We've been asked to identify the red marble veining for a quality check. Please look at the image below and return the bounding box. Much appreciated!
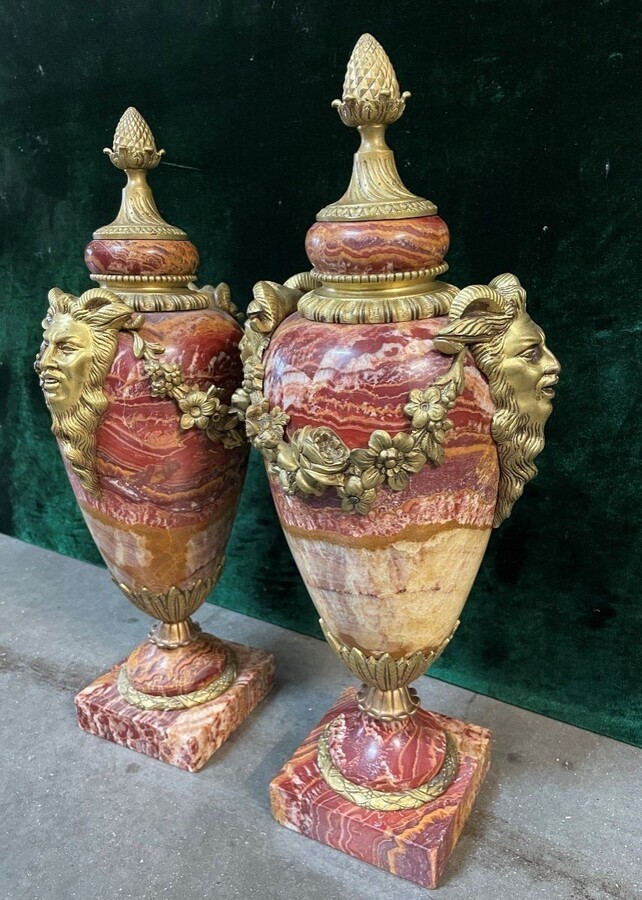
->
[85,239,199,275]
[126,635,228,696]
[305,217,450,275]
[328,706,448,792]
[263,313,498,655]
[263,313,498,540]
[64,307,248,594]
[75,641,275,772]
[270,688,492,890]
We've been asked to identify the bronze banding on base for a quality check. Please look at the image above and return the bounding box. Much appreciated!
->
[317,722,459,811]
[116,642,237,711]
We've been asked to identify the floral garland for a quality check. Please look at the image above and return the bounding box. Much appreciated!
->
[233,290,466,515]
[131,330,244,449]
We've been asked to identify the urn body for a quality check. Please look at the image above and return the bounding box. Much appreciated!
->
[61,307,247,608]
[263,313,499,656]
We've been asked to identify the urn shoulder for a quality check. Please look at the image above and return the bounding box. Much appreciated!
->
[263,311,499,531]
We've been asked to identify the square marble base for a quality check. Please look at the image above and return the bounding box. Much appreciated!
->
[75,641,274,772]
[269,687,491,890]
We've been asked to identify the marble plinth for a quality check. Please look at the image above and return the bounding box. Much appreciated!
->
[76,641,274,772]
[269,688,491,890]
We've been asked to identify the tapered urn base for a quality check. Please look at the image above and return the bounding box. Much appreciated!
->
[75,640,274,772]
[269,688,491,890]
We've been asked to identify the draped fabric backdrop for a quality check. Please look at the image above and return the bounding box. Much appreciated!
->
[1,0,640,744]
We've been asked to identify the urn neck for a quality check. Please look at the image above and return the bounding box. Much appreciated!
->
[316,123,436,222]
[93,167,187,241]
[149,618,201,649]
[297,270,457,325]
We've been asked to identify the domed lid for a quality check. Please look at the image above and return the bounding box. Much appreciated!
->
[84,109,227,314]
[316,33,437,222]
[93,107,187,240]
[298,36,455,325]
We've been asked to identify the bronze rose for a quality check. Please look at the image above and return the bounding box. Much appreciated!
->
[275,426,351,496]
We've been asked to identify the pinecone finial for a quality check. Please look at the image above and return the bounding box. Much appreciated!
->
[104,107,165,171]
[332,34,411,127]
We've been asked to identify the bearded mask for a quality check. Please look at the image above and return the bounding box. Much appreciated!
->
[434,273,560,526]
[35,288,138,496]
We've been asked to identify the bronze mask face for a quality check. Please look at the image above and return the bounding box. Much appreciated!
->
[36,287,138,496]
[39,313,94,416]
[433,274,560,525]
[499,312,560,428]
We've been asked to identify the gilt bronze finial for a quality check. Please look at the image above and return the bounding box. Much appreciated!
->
[94,107,186,240]
[104,106,165,171]
[332,32,409,127]
[317,34,436,221]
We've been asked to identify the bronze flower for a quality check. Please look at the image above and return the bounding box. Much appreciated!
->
[403,386,447,430]
[205,403,244,448]
[275,426,350,496]
[245,399,289,456]
[242,357,265,394]
[337,475,377,514]
[178,386,220,430]
[144,360,183,399]
[351,429,425,492]
[404,378,459,465]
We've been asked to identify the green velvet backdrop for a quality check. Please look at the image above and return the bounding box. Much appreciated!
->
[1,1,640,744]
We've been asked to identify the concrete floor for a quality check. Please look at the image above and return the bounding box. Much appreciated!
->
[0,533,640,900]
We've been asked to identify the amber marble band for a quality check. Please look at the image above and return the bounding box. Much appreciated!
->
[117,645,237,710]
[317,721,458,810]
